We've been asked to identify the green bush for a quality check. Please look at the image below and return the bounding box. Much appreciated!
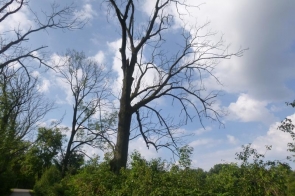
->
[33,166,63,196]
[63,161,120,196]
[31,148,294,196]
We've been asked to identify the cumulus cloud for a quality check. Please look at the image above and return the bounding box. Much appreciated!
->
[141,0,295,103]
[46,53,74,104]
[228,93,277,124]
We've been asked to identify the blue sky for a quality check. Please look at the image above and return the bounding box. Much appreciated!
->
[3,0,295,170]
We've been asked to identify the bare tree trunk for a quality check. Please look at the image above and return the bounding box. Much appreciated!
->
[111,68,134,172]
[111,110,132,172]
[61,131,74,177]
[61,106,77,177]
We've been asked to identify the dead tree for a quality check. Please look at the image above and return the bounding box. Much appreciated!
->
[106,0,244,173]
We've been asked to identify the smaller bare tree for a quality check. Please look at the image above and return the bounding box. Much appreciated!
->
[56,50,115,177]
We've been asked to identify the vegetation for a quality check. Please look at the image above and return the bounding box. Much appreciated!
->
[31,146,295,196]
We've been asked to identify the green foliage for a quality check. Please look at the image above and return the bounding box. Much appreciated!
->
[21,127,63,180]
[33,166,63,196]
[208,144,291,196]
[0,67,53,193]
[287,171,295,195]
[178,145,194,169]
[62,161,120,196]
[31,147,295,196]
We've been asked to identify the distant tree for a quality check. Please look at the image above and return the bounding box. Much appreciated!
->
[105,0,244,173]
[56,50,115,177]
[0,0,83,71]
[21,126,63,181]
[178,145,193,169]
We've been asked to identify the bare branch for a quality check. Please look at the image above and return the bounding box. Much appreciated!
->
[0,1,84,70]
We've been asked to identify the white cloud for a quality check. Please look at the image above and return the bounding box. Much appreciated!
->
[194,127,212,135]
[129,137,161,160]
[189,138,222,148]
[75,4,97,21]
[49,53,68,68]
[192,147,241,170]
[92,51,105,64]
[47,53,74,104]
[228,93,277,124]
[227,135,238,145]
[107,39,124,98]
[38,78,50,93]
[0,2,33,34]
[31,71,40,78]
[251,113,295,161]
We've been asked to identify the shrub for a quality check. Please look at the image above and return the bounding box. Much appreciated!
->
[33,166,63,196]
